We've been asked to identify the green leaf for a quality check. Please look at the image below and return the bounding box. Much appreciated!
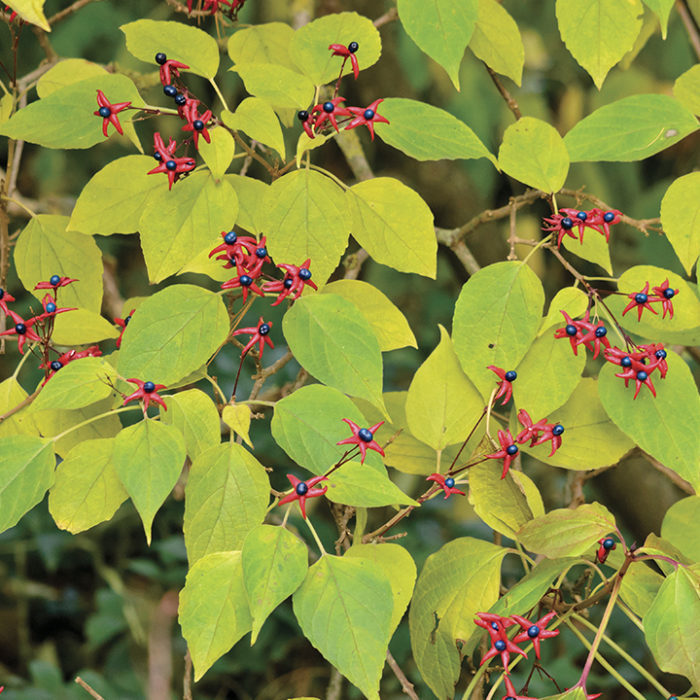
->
[619,560,664,617]
[0,94,13,127]
[271,384,386,475]
[51,309,119,346]
[242,524,308,643]
[564,95,699,162]
[374,97,496,165]
[117,284,230,386]
[48,438,127,534]
[221,98,285,160]
[322,280,417,351]
[121,20,219,79]
[644,568,700,690]
[289,11,382,85]
[184,443,270,564]
[33,357,117,412]
[468,461,533,538]
[198,127,235,180]
[5,0,49,30]
[542,691,587,700]
[517,503,616,558]
[674,64,700,116]
[561,222,613,274]
[660,173,700,276]
[68,156,163,236]
[498,117,569,192]
[405,325,484,450]
[642,0,675,37]
[162,389,221,460]
[37,59,107,98]
[113,420,186,544]
[518,378,634,470]
[540,287,589,333]
[453,261,545,399]
[284,294,387,414]
[599,351,700,490]
[662,497,700,563]
[397,0,478,89]
[179,551,252,681]
[346,177,436,278]
[0,74,143,149]
[556,0,643,89]
[326,462,418,507]
[139,172,239,283]
[262,169,349,286]
[227,22,294,66]
[227,174,270,234]
[293,555,393,700]
[295,130,330,167]
[469,0,524,85]
[231,63,314,110]
[409,537,506,699]
[14,215,103,311]
[0,378,39,438]
[0,435,55,534]
[513,330,585,418]
[221,404,253,448]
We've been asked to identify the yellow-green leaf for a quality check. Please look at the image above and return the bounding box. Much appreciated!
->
[660,173,700,276]
[0,378,38,438]
[198,127,235,180]
[231,63,314,111]
[6,0,48,30]
[51,309,119,346]
[222,404,253,448]
[227,174,270,234]
[674,64,700,116]
[642,0,675,37]
[469,0,524,86]
[221,98,285,160]
[561,222,613,273]
[346,177,436,278]
[163,389,221,460]
[556,0,644,89]
[661,496,700,563]
[540,287,589,333]
[498,117,569,193]
[325,462,418,507]
[37,59,107,98]
[227,22,294,66]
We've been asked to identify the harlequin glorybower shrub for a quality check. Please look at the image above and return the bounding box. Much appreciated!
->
[0,0,699,698]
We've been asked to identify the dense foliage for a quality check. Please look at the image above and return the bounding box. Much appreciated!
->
[0,1,699,699]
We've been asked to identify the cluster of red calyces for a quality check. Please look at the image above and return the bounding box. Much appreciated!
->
[296,43,389,142]
[543,207,621,248]
[622,279,679,321]
[554,309,610,359]
[604,343,668,399]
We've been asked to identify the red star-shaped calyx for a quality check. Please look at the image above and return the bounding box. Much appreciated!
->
[0,287,16,315]
[115,308,135,349]
[123,379,167,411]
[277,474,328,519]
[153,131,177,161]
[34,276,77,290]
[36,293,76,321]
[311,97,351,133]
[595,536,616,564]
[426,473,465,499]
[500,676,538,700]
[651,279,679,319]
[622,282,658,321]
[486,430,519,479]
[182,107,212,149]
[0,311,41,354]
[263,259,317,306]
[487,365,518,405]
[94,90,131,138]
[159,58,189,86]
[511,611,559,659]
[221,274,264,302]
[148,151,196,190]
[345,98,390,141]
[232,317,274,360]
[328,42,360,79]
[337,418,385,464]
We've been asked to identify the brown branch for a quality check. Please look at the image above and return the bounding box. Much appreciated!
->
[484,63,521,120]
[677,0,700,61]
[247,349,294,401]
[374,6,398,28]
[75,677,105,700]
[452,240,481,274]
[326,668,344,700]
[507,200,518,260]
[0,386,41,423]
[49,0,103,25]
[386,650,420,700]
[643,451,695,495]
[183,649,193,700]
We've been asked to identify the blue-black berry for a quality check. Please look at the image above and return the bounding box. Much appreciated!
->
[663,288,675,299]
[445,477,455,488]
[595,326,607,337]
[50,274,61,285]
[637,370,648,381]
[297,110,309,122]
[165,160,177,171]
[323,101,335,113]
[620,356,632,367]
[98,106,111,118]
[124,315,131,326]
[143,381,156,393]
[153,151,163,161]
[0,288,5,299]
[348,41,359,53]
[155,52,167,65]
[224,231,237,245]
[527,625,540,638]
[358,427,373,442]
[635,293,648,304]
[259,323,270,335]
[504,370,517,382]
[239,275,253,287]
[576,211,587,221]
[561,217,573,229]
[299,268,312,281]
[604,211,615,223]
[363,109,375,120]
[255,247,267,258]
[163,85,177,97]
[655,349,667,359]
[295,482,309,496]
[552,424,564,436]
[603,538,615,550]
[14,323,26,334]
[506,444,518,456]
[565,324,578,336]
[46,302,57,313]
[283,278,293,289]
[494,640,507,651]
[193,119,204,131]
[50,360,63,372]
[175,94,187,106]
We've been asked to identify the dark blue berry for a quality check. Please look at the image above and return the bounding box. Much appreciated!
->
[239,275,253,287]
[50,360,63,371]
[283,278,293,289]
[506,444,518,456]
[635,293,648,304]
[295,481,309,496]
[561,217,573,229]
[552,424,564,436]
[637,370,648,381]
[50,274,61,285]
[490,622,499,631]
[143,381,156,393]
[621,356,632,367]
[299,268,312,281]
[527,625,540,638]
[14,323,26,334]
[224,231,237,245]
[155,52,167,65]
[193,119,204,131]
[153,151,163,161]
[663,288,675,299]
[323,101,335,113]
[494,640,507,651]
[255,247,267,258]
[576,211,587,221]
[363,109,375,120]
[603,538,615,549]
[98,106,111,118]
[348,41,359,53]
[259,323,270,335]
[445,477,455,488]
[46,302,56,313]
[297,110,309,122]
[504,370,517,382]
[595,326,607,337]
[163,84,177,97]
[124,315,131,326]
[565,324,578,336]
[228,256,237,266]
[655,349,667,359]
[165,160,177,171]
[358,427,373,442]
[0,288,4,299]
[603,211,615,223]
[506,697,517,700]
[175,93,187,106]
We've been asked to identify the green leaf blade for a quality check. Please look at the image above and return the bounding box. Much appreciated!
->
[660,172,700,276]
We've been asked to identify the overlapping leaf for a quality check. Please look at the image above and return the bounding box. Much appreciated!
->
[162,389,221,460]
[660,173,700,276]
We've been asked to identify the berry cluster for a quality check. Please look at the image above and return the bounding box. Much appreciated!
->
[554,309,610,359]
[39,345,101,385]
[604,343,668,399]
[622,279,679,321]
[543,207,621,248]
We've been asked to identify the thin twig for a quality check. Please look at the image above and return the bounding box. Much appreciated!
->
[374,6,398,28]
[643,451,695,494]
[75,677,105,700]
[386,650,420,700]
[248,349,294,401]
[0,387,41,423]
[49,0,103,25]
[507,200,518,260]
[326,667,343,700]
[676,0,700,61]
[183,649,193,700]
[484,63,521,120]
